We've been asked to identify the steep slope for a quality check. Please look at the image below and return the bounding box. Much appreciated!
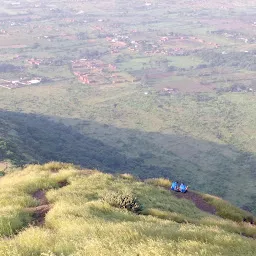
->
[0,109,255,214]
[0,110,137,170]
[0,163,255,256]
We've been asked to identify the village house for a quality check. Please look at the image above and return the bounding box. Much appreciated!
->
[0,77,42,89]
[27,58,42,67]
[163,87,179,94]
[72,59,130,86]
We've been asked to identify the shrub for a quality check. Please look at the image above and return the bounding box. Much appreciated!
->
[102,192,143,213]
[144,178,171,189]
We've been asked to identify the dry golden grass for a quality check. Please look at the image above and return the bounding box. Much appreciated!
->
[0,163,255,256]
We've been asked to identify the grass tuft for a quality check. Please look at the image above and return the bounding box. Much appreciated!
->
[144,178,171,189]
[119,173,137,181]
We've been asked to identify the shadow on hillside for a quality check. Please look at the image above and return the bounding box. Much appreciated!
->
[0,110,255,213]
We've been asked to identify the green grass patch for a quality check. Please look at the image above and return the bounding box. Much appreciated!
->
[201,194,255,224]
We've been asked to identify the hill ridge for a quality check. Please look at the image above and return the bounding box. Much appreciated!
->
[0,162,255,256]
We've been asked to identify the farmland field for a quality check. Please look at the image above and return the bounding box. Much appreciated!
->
[0,0,255,213]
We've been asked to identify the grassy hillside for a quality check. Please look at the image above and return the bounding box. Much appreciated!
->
[0,0,255,215]
[0,108,255,214]
[0,163,255,256]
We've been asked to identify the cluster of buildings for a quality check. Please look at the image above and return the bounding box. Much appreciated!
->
[26,58,58,67]
[162,87,179,94]
[104,30,220,57]
[72,59,130,85]
[211,30,255,44]
[0,77,41,89]
[158,35,219,49]
[27,58,42,67]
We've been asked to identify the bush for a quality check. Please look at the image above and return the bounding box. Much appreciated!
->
[102,192,143,213]
[144,178,171,189]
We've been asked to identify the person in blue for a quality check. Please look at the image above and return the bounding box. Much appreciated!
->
[179,183,188,193]
[171,181,179,191]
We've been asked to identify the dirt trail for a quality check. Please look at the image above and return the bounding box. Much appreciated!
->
[33,190,49,205]
[171,190,216,215]
[25,180,69,226]
[25,194,51,226]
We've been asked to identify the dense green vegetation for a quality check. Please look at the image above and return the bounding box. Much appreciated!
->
[0,138,21,165]
[0,110,134,170]
[0,163,255,256]
[198,50,256,71]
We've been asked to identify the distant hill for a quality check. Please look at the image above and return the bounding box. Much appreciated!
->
[0,162,255,256]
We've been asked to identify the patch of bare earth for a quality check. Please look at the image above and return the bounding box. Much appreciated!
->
[25,190,51,226]
[24,180,69,226]
[172,190,216,215]
[58,180,69,188]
